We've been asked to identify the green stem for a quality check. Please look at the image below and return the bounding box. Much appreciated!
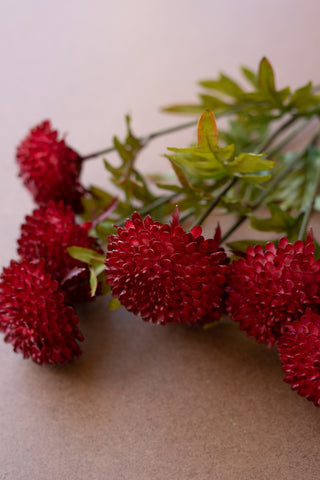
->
[297,154,320,241]
[267,119,309,157]
[191,115,303,228]
[138,192,179,217]
[82,120,198,160]
[81,104,272,161]
[192,178,237,227]
[221,128,320,243]
[258,115,298,153]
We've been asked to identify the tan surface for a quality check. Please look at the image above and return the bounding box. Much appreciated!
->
[1,1,320,479]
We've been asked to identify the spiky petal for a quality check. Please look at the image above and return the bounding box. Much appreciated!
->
[278,308,320,406]
[17,201,102,303]
[105,211,229,325]
[227,235,320,347]
[16,120,84,211]
[0,261,83,365]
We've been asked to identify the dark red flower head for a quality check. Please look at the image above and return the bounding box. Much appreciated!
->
[0,260,83,365]
[227,235,320,347]
[16,120,84,211]
[278,308,320,406]
[17,200,102,303]
[105,210,229,326]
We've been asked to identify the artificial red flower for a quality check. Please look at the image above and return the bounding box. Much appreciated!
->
[105,210,229,325]
[16,120,84,211]
[17,201,102,303]
[227,235,320,347]
[0,260,83,365]
[278,308,320,406]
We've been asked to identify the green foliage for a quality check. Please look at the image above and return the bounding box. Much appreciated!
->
[108,298,122,311]
[163,57,320,158]
[67,246,106,297]
[226,239,269,254]
[250,203,303,241]
[75,58,320,270]
[166,110,274,186]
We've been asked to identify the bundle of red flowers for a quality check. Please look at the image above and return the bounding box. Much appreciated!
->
[2,60,320,409]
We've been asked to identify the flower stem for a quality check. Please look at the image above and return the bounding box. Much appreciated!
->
[297,151,320,241]
[82,120,198,160]
[192,178,237,227]
[258,115,298,153]
[81,105,267,161]
[117,192,179,226]
[221,128,320,243]
[192,115,303,228]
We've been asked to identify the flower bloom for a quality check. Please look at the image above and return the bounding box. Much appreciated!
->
[0,261,83,365]
[16,120,84,211]
[105,210,229,325]
[17,201,102,303]
[278,308,320,406]
[227,235,320,347]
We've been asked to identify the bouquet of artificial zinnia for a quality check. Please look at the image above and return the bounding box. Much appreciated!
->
[1,57,320,407]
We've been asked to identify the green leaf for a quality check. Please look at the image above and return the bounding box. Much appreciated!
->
[227,239,268,254]
[108,298,122,311]
[162,104,206,115]
[199,74,244,98]
[67,246,106,266]
[197,110,218,149]
[89,266,98,297]
[289,82,320,112]
[258,57,276,93]
[219,198,251,215]
[198,94,231,111]
[250,203,297,232]
[240,173,272,184]
[227,153,275,174]
[241,66,258,88]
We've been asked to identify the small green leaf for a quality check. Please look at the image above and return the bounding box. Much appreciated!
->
[227,239,268,254]
[289,82,320,112]
[108,298,122,311]
[227,153,275,174]
[162,104,205,115]
[219,198,251,215]
[240,173,272,184]
[67,246,106,266]
[241,66,258,88]
[198,94,231,111]
[89,267,98,297]
[250,203,297,232]
[199,74,244,98]
[197,110,218,149]
[258,57,276,93]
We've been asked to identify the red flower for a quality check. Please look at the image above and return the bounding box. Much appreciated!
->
[227,235,320,347]
[16,120,84,211]
[0,261,83,365]
[105,210,229,325]
[278,308,320,406]
[17,201,102,303]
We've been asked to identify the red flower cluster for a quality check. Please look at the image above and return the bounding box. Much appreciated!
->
[227,236,320,347]
[18,201,101,303]
[105,210,229,326]
[0,261,83,365]
[16,120,84,211]
[278,308,320,406]
[0,198,103,364]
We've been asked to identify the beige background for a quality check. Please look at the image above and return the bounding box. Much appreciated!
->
[1,1,320,479]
